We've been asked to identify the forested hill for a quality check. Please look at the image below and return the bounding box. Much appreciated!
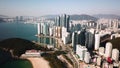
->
[0,38,35,57]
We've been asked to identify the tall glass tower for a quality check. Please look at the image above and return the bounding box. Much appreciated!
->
[85,31,94,51]
[72,32,78,52]
[78,29,86,46]
[66,15,70,32]
[56,14,70,32]
[55,16,60,26]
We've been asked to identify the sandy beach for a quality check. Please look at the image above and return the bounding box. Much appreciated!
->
[27,58,51,68]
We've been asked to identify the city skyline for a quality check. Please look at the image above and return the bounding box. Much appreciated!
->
[0,0,120,17]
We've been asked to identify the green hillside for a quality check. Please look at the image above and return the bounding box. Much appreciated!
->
[0,38,35,57]
[109,37,120,51]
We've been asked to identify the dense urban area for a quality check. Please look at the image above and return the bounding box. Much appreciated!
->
[0,14,120,68]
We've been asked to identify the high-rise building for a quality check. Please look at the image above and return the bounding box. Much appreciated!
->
[112,48,119,62]
[20,16,23,21]
[78,29,86,46]
[61,14,66,27]
[62,27,70,44]
[72,32,78,52]
[37,23,41,35]
[105,42,112,57]
[94,34,100,50]
[109,19,119,29]
[97,56,102,66]
[84,51,91,63]
[99,47,105,56]
[37,23,49,36]
[43,23,49,36]
[57,27,62,38]
[76,45,87,61]
[66,15,70,32]
[85,31,95,51]
[54,26,62,38]
[55,16,60,26]
[40,23,44,34]
[49,27,53,36]
[16,16,19,22]
[56,14,70,32]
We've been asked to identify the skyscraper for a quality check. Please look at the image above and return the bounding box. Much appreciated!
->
[94,34,100,50]
[20,16,23,21]
[55,16,60,26]
[56,14,70,32]
[37,23,49,36]
[85,31,94,51]
[61,14,66,27]
[43,23,49,36]
[66,15,70,32]
[105,42,112,57]
[78,29,86,46]
[72,32,78,52]
[37,23,41,35]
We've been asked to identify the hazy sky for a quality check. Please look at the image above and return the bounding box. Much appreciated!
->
[0,0,120,17]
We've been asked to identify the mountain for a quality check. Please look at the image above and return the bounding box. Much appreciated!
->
[0,15,9,18]
[41,14,98,21]
[109,37,120,51]
[93,14,120,19]
[41,15,58,20]
[0,18,5,22]
[70,14,98,21]
[0,15,11,22]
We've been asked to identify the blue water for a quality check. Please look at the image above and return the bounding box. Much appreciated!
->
[0,22,37,41]
[0,22,55,45]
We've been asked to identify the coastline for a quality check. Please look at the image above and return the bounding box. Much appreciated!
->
[27,57,50,68]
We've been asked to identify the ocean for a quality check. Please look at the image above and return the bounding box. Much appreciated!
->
[0,22,54,45]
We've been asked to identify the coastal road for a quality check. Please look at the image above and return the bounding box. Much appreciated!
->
[35,35,80,68]
[57,38,79,68]
[66,45,79,68]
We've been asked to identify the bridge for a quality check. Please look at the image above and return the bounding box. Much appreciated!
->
[101,37,111,43]
[35,34,55,38]
[32,40,56,47]
[100,34,111,43]
[33,35,59,46]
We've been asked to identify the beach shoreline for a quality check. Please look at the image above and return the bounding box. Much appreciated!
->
[27,57,50,68]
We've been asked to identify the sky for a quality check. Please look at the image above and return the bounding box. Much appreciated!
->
[0,0,120,17]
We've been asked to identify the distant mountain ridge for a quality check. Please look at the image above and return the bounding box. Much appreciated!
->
[70,14,98,21]
[42,14,120,20]
[41,15,58,18]
[0,15,10,18]
[93,14,120,19]
[41,14,98,21]
[1,14,120,20]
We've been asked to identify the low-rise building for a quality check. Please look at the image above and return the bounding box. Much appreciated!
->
[21,50,41,57]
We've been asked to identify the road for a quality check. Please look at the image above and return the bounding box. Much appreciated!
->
[66,45,80,68]
[35,35,80,68]
[57,38,79,68]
